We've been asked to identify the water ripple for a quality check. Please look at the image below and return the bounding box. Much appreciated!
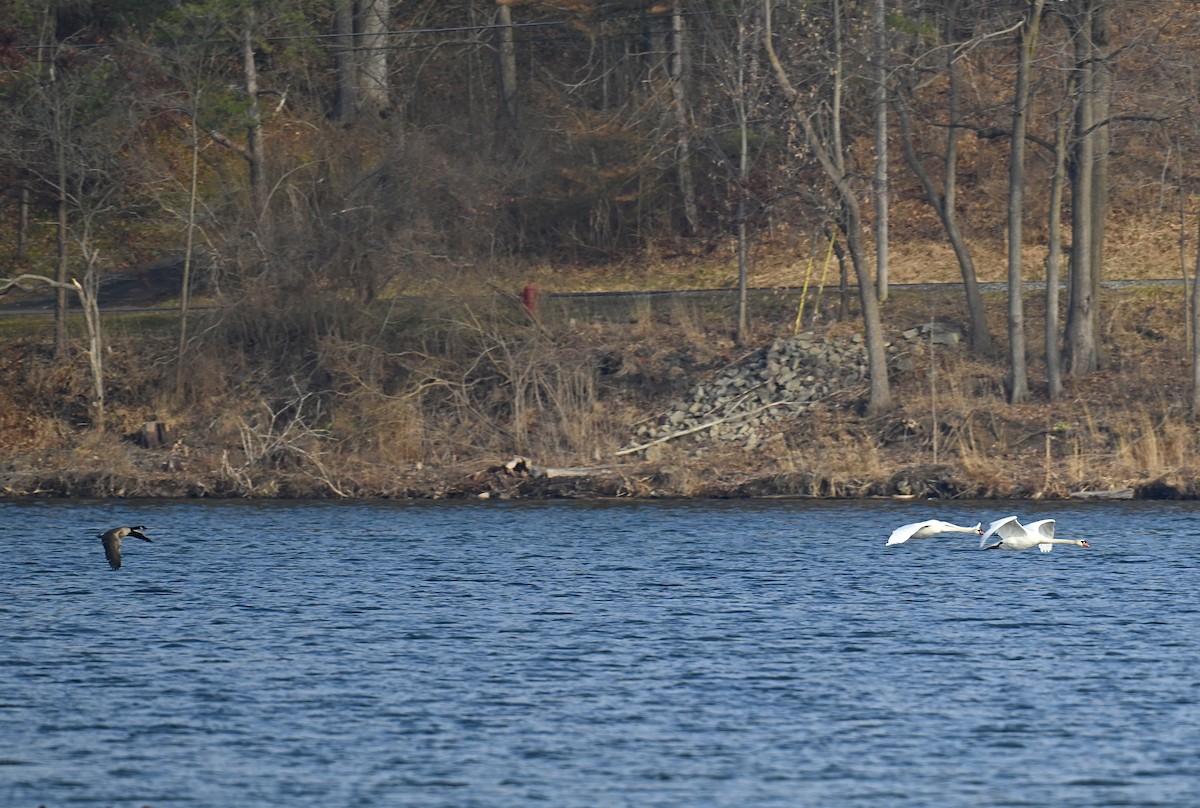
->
[3,498,1200,806]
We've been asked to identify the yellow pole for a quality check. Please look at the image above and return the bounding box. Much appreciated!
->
[792,249,817,336]
[810,234,836,328]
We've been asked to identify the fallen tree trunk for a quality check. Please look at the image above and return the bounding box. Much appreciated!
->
[615,401,789,457]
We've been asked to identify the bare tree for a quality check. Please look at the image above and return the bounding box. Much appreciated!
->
[1005,0,1046,403]
[728,3,765,345]
[1,273,105,429]
[1087,0,1112,368]
[1045,92,1069,401]
[669,0,700,236]
[0,9,130,359]
[196,5,270,229]
[496,1,519,136]
[1063,0,1108,376]
[873,0,889,303]
[1193,207,1200,416]
[172,1,312,249]
[241,10,268,227]
[39,12,74,356]
[333,0,358,124]
[144,10,227,394]
[764,0,892,415]
[892,0,993,355]
[358,0,391,116]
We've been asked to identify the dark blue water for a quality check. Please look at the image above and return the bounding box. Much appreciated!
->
[3,498,1199,807]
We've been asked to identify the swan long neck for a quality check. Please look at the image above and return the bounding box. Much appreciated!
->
[1046,538,1084,546]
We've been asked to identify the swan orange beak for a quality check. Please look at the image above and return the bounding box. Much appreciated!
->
[1080,540,1091,548]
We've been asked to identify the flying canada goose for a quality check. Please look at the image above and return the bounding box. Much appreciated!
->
[99,526,152,570]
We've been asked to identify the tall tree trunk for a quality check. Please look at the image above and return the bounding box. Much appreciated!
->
[333,0,357,124]
[831,176,892,416]
[1045,95,1069,401]
[764,0,891,415]
[496,3,518,132]
[17,184,29,260]
[873,0,889,303]
[736,196,749,345]
[241,15,268,229]
[670,0,698,236]
[44,11,69,358]
[1065,0,1099,375]
[1089,0,1111,367]
[465,0,481,134]
[834,233,850,322]
[829,0,845,170]
[358,0,390,115]
[55,165,69,357]
[733,4,753,345]
[176,111,201,397]
[1192,207,1200,415]
[1006,0,1044,403]
[77,261,104,432]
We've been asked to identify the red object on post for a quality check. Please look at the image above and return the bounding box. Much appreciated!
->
[521,282,539,317]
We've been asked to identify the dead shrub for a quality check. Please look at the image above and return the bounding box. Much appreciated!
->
[408,310,614,463]
[327,388,426,463]
[1111,410,1197,480]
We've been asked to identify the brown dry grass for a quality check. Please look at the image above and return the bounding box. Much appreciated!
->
[2,276,1200,500]
[512,217,1191,295]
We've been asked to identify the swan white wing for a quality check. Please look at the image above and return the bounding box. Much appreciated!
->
[991,516,1028,538]
[980,515,1021,549]
[1024,519,1056,552]
[886,520,935,546]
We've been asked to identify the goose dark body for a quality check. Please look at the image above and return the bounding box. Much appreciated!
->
[99,526,152,570]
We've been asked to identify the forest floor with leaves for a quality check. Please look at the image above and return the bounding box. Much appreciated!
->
[1,236,1199,501]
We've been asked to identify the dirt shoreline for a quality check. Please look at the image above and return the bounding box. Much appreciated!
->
[0,452,1189,502]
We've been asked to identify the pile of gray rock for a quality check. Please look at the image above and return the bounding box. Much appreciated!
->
[627,323,961,454]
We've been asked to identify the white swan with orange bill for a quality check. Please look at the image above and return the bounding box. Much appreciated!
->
[980,516,1091,553]
[886,519,984,546]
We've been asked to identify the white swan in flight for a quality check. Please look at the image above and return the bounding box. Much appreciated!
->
[980,516,1090,553]
[886,519,984,546]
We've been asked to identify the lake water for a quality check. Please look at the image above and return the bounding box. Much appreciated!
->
[3,498,1199,807]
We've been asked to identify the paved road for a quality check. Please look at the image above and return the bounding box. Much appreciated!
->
[0,275,1185,319]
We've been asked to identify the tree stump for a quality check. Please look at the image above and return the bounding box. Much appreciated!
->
[137,420,176,449]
